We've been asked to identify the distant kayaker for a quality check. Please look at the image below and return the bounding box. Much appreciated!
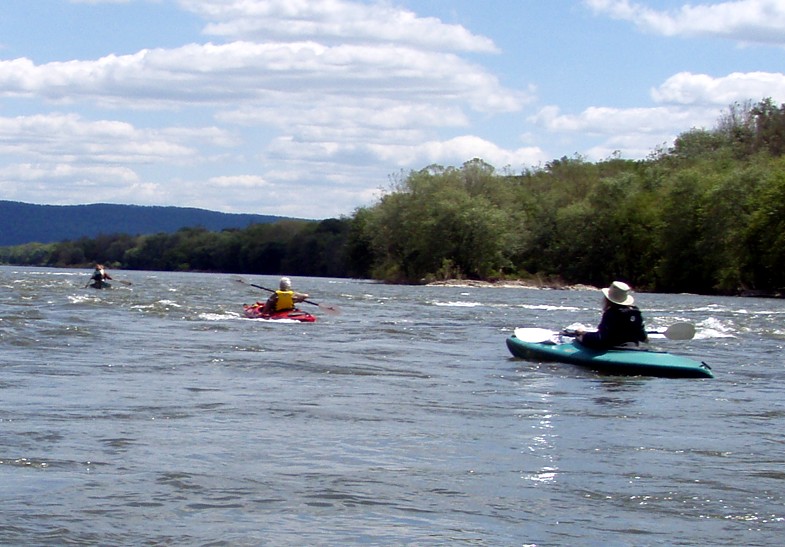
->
[262,277,309,314]
[87,263,112,289]
[574,281,647,348]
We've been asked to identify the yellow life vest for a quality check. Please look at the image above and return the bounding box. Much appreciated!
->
[275,290,295,311]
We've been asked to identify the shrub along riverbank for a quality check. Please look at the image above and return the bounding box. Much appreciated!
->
[2,99,784,297]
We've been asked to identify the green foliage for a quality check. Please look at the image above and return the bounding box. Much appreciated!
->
[744,156,785,290]
[0,242,57,265]
[357,160,521,283]
[3,99,785,296]
[654,168,713,292]
[751,98,785,157]
[0,219,354,279]
[345,98,785,294]
[344,207,376,278]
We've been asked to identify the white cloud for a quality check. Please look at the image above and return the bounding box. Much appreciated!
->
[217,96,469,157]
[0,113,221,163]
[532,104,714,135]
[366,135,547,168]
[652,71,785,105]
[0,41,523,113]
[0,162,139,183]
[6,1,777,218]
[177,0,499,53]
[220,99,468,131]
[208,174,271,188]
[0,1,535,216]
[531,69,785,160]
[584,0,785,44]
[0,162,152,205]
[530,103,719,160]
[0,112,244,208]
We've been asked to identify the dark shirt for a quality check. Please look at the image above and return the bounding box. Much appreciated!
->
[580,305,647,349]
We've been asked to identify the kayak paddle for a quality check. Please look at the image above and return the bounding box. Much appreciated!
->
[561,322,696,341]
[649,322,696,340]
[235,278,341,315]
[514,322,696,344]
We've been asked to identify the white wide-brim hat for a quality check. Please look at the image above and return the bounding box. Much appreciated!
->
[602,281,634,306]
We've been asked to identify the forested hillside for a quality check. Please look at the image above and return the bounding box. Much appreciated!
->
[347,98,785,295]
[3,99,784,296]
[0,201,289,245]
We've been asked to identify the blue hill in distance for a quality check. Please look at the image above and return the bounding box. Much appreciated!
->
[0,200,301,246]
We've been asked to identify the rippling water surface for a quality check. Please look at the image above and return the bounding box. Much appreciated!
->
[1,266,784,545]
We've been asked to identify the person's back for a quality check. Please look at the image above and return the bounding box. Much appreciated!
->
[273,289,295,311]
[90,265,106,288]
[263,277,308,314]
[581,303,646,349]
[576,281,647,349]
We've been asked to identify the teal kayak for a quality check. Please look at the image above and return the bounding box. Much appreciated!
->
[506,328,713,379]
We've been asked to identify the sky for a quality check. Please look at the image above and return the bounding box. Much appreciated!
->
[0,0,783,219]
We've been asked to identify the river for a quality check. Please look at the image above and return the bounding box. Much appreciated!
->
[1,266,783,546]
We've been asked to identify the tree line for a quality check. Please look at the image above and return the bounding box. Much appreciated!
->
[2,98,784,296]
[0,219,355,279]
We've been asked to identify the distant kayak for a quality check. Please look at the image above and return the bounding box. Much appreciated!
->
[87,282,111,289]
[243,303,316,322]
[507,327,713,379]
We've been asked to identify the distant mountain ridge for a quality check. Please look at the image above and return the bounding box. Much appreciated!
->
[0,201,295,246]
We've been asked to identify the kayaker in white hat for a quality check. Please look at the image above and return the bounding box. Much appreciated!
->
[261,277,309,315]
[574,281,648,348]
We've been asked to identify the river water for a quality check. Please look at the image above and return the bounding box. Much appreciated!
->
[1,266,783,546]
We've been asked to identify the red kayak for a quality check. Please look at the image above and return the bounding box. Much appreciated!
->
[243,303,316,322]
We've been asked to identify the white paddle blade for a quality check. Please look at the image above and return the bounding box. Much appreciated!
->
[514,327,558,344]
[662,322,696,340]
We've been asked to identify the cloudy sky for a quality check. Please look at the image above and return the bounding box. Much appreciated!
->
[1,0,783,219]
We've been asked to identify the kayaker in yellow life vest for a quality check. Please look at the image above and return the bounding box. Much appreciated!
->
[262,277,309,314]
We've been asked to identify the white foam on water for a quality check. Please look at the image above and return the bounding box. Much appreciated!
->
[520,304,581,311]
[67,294,96,304]
[432,301,482,307]
[198,312,236,321]
[696,317,737,339]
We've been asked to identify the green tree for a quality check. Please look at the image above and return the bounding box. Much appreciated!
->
[751,98,785,157]
[744,157,785,289]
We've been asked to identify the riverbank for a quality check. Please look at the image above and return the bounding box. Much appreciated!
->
[427,279,784,298]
